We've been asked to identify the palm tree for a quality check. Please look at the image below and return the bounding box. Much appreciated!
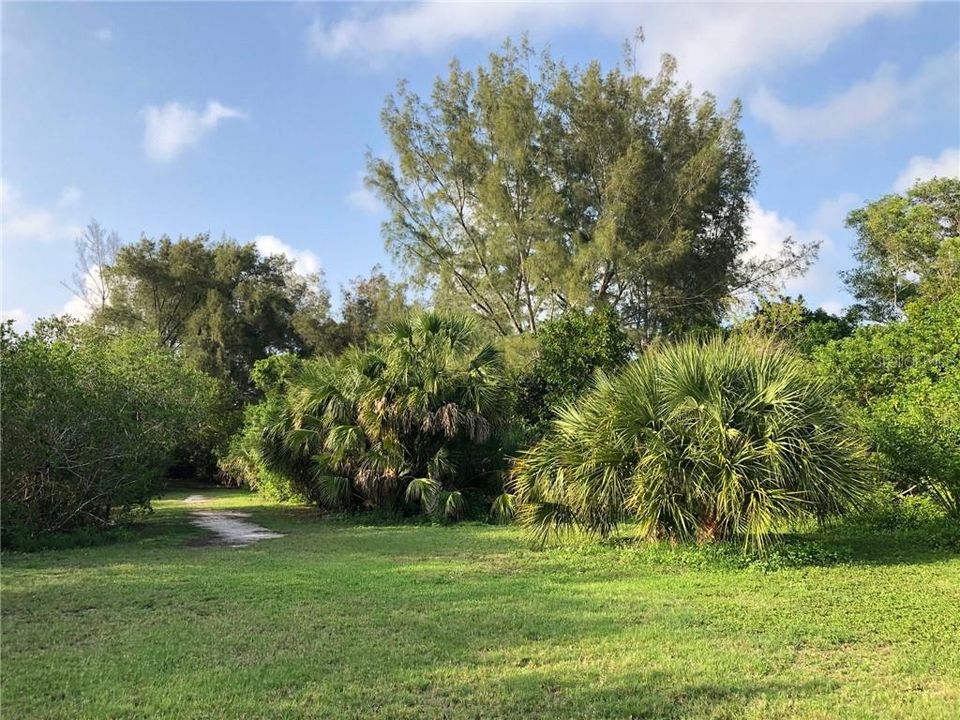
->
[284,311,508,514]
[512,336,869,548]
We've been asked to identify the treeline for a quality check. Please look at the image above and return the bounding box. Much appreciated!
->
[1,234,413,547]
[2,39,957,549]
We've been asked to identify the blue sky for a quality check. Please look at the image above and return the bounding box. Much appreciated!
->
[3,1,959,327]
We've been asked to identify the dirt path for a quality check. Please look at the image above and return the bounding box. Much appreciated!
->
[184,495,285,547]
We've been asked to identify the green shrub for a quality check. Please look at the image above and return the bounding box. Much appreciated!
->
[829,482,960,552]
[814,292,960,516]
[514,306,632,428]
[220,397,311,503]
[512,336,869,548]
[223,312,511,517]
[1,321,223,545]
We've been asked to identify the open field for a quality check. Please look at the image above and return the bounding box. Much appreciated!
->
[3,488,959,719]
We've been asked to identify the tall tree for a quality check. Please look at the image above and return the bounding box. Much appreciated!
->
[336,266,410,349]
[96,234,331,396]
[63,219,121,317]
[368,38,812,340]
[292,266,411,356]
[737,295,855,355]
[842,177,960,322]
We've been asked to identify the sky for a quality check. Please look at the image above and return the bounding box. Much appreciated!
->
[2,1,959,328]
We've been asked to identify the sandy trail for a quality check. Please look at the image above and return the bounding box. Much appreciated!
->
[184,495,285,547]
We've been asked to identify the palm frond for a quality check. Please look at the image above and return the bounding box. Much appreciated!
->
[405,477,440,512]
[489,492,517,524]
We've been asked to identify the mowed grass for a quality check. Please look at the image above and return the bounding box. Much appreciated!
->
[3,489,959,719]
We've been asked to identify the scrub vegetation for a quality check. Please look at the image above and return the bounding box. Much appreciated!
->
[2,37,958,720]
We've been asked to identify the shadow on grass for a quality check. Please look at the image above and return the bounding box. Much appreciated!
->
[588,517,960,571]
[452,669,833,720]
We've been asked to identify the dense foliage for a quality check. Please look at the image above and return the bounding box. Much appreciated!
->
[736,295,854,355]
[90,234,332,397]
[514,306,632,427]
[7,44,955,557]
[369,39,813,338]
[1,321,224,544]
[842,177,960,321]
[512,336,869,547]
[815,292,960,515]
[224,312,511,517]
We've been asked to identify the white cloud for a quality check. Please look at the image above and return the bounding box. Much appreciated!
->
[0,178,83,243]
[95,27,113,42]
[61,263,110,321]
[745,199,830,264]
[253,234,322,276]
[62,293,94,321]
[141,100,246,163]
[810,192,860,233]
[751,49,958,144]
[893,147,960,191]
[744,199,844,308]
[345,174,381,214]
[1,307,28,328]
[307,3,908,92]
[309,4,577,62]
[57,186,82,208]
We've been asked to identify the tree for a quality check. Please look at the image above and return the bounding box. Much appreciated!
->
[737,295,855,355]
[512,336,869,548]
[63,219,121,317]
[306,266,411,354]
[815,292,960,514]
[225,312,510,515]
[1,321,223,543]
[842,177,960,322]
[95,234,332,397]
[515,305,633,427]
[338,266,410,345]
[367,38,813,339]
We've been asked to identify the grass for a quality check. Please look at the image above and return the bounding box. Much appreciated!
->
[2,488,959,719]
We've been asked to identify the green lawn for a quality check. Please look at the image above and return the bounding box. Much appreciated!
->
[3,489,959,719]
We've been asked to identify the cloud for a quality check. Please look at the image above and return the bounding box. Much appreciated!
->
[94,27,113,42]
[893,147,960,191]
[57,186,82,208]
[744,199,831,264]
[253,234,322,276]
[744,198,845,309]
[1,178,83,243]
[61,263,111,321]
[810,192,861,233]
[141,100,246,163]
[345,174,381,214]
[1,307,28,328]
[309,4,577,62]
[751,49,958,144]
[62,288,95,321]
[307,3,907,92]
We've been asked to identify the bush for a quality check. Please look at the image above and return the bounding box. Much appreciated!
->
[814,292,960,516]
[223,312,512,517]
[1,321,223,545]
[512,335,870,548]
[829,482,960,552]
[514,306,632,428]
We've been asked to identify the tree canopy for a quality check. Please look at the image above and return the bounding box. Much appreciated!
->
[90,234,332,397]
[842,177,960,322]
[736,295,854,355]
[368,38,813,339]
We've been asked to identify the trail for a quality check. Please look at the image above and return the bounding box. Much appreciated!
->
[183,495,285,547]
